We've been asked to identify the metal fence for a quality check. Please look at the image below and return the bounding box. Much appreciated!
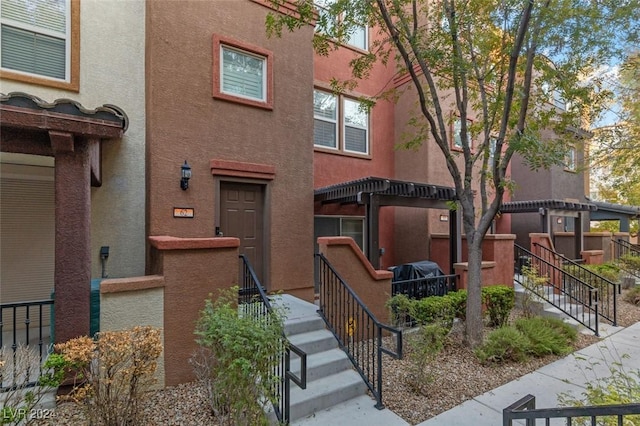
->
[504,394,640,425]
[532,243,619,326]
[315,253,402,409]
[1,299,54,391]
[515,244,599,335]
[239,255,306,423]
[391,274,457,300]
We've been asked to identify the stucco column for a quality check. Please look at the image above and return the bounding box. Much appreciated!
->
[52,132,91,343]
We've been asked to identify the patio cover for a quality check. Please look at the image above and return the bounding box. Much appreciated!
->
[500,199,597,255]
[588,200,640,233]
[314,176,459,271]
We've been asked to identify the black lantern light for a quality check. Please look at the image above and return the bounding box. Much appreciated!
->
[180,160,191,190]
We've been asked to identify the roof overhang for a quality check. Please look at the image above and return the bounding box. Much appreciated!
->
[500,199,597,217]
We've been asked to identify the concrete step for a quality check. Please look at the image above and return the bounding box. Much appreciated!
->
[289,369,368,421]
[288,329,339,355]
[290,347,352,382]
[285,315,326,336]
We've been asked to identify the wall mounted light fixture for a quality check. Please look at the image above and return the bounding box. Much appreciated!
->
[439,214,449,222]
[180,160,192,190]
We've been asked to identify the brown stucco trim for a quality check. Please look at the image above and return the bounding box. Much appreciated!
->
[0,0,80,92]
[317,236,393,280]
[212,34,274,110]
[210,159,275,180]
[100,275,165,294]
[0,105,123,138]
[149,235,240,251]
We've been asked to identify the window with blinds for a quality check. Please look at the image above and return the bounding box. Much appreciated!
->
[220,45,266,102]
[314,89,369,155]
[1,0,70,82]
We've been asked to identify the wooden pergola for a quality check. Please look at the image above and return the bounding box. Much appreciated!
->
[314,176,459,272]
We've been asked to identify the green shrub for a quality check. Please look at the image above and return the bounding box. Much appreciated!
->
[559,358,640,425]
[474,326,530,363]
[445,290,467,321]
[520,266,548,317]
[515,317,575,357]
[585,262,621,283]
[619,254,640,275]
[624,286,640,305]
[411,296,455,327]
[482,285,515,327]
[386,293,413,327]
[192,287,286,426]
[406,323,450,394]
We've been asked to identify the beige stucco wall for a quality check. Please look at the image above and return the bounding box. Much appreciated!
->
[100,276,165,388]
[0,0,146,280]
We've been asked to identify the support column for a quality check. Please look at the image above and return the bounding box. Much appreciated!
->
[366,194,380,269]
[575,212,584,259]
[449,208,458,275]
[52,132,92,343]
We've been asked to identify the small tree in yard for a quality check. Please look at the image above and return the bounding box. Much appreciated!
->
[266,0,639,347]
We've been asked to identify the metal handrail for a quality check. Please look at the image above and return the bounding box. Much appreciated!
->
[504,394,640,425]
[1,299,54,391]
[612,238,640,279]
[515,244,599,335]
[315,253,403,409]
[239,255,307,423]
[533,243,619,326]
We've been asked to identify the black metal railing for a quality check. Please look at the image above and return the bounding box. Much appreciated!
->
[514,244,599,335]
[1,299,54,391]
[504,394,640,425]
[532,243,619,326]
[315,253,403,409]
[239,255,307,424]
[391,274,457,300]
[612,238,640,279]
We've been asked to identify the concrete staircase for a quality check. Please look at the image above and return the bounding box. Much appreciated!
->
[513,280,597,332]
[272,295,369,422]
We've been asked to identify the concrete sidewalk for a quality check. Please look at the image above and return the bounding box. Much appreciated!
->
[417,321,640,426]
[294,322,640,425]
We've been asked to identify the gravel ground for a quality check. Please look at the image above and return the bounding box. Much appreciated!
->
[33,289,640,426]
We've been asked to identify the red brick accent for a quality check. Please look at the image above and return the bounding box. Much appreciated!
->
[454,261,497,290]
[317,237,393,280]
[581,250,604,265]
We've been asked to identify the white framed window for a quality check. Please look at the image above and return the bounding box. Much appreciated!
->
[313,90,338,149]
[213,35,273,110]
[0,0,78,90]
[488,136,498,167]
[565,146,576,172]
[220,45,266,102]
[343,98,368,154]
[314,89,369,155]
[452,117,473,149]
[314,0,368,51]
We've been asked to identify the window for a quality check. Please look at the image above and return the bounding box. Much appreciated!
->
[0,0,79,91]
[314,0,368,51]
[564,146,576,172]
[314,216,365,252]
[314,89,369,155]
[488,136,498,167]
[452,117,473,149]
[212,35,273,110]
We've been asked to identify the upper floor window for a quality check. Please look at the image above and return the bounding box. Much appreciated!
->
[564,146,577,172]
[452,117,473,149]
[314,0,368,51]
[314,89,369,155]
[0,0,79,91]
[213,35,273,110]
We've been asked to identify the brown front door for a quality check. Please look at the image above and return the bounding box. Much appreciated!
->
[219,182,266,283]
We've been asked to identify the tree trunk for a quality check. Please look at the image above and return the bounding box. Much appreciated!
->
[464,234,484,348]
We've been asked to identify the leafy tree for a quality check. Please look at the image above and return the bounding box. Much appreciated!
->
[266,0,640,347]
[590,52,640,232]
